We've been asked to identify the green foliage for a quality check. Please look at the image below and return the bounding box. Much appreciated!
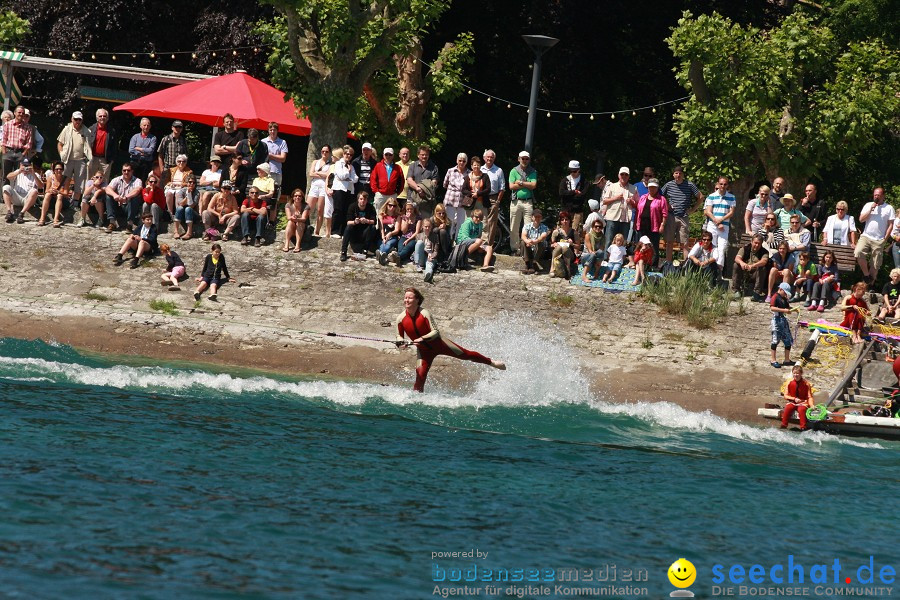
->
[149,299,178,316]
[640,270,731,329]
[0,10,29,43]
[667,10,900,188]
[83,291,109,302]
[548,291,574,308]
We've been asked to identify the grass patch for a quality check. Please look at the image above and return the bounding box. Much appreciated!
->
[149,299,178,316]
[639,270,731,329]
[34,248,48,258]
[662,332,685,342]
[83,291,109,302]
[548,291,574,308]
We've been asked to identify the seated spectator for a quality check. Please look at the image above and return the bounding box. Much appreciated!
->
[758,213,786,256]
[521,209,549,275]
[840,281,868,344]
[201,180,240,242]
[876,268,900,324]
[81,170,107,227]
[393,202,422,266]
[113,212,158,268]
[630,236,654,286]
[766,241,795,302]
[340,191,377,261]
[251,163,276,218]
[197,156,223,212]
[431,203,454,257]
[282,188,310,253]
[104,162,143,232]
[582,198,603,235]
[194,243,235,302]
[164,154,192,215]
[822,200,856,246]
[745,185,776,234]
[785,215,811,264]
[793,252,818,302]
[376,198,402,264]
[602,233,627,283]
[550,211,576,279]
[240,186,268,247]
[414,218,441,283]
[38,161,68,227]
[3,158,42,224]
[455,208,493,272]
[686,231,721,283]
[807,249,839,312]
[780,365,814,430]
[140,175,166,228]
[732,234,769,301]
[159,243,186,291]
[174,176,199,240]
[581,218,605,282]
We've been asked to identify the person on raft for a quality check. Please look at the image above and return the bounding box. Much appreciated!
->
[781,364,814,431]
[395,287,505,392]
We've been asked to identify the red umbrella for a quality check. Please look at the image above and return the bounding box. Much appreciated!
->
[113,72,311,136]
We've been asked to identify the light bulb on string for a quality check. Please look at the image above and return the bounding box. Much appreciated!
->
[71,52,76,59]
[467,89,472,95]
[48,51,52,56]
[111,55,116,61]
[652,107,657,113]
[150,52,155,58]
[212,52,217,57]
[91,54,96,60]
[546,112,551,118]
[486,97,491,102]
[632,111,637,116]
[192,53,197,59]
[507,103,511,109]
[611,113,615,119]
[131,54,137,58]
[232,50,238,56]
[590,114,595,120]
[171,54,176,59]
[568,114,573,120]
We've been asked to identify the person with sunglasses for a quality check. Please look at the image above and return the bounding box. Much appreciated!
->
[81,170,107,228]
[581,217,605,282]
[39,161,69,227]
[370,147,404,213]
[104,163,143,232]
[758,212,786,256]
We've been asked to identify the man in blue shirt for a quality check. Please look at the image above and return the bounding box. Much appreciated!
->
[703,176,736,268]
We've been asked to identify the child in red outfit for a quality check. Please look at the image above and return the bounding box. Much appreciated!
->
[840,282,869,343]
[781,365,814,430]
[630,237,654,286]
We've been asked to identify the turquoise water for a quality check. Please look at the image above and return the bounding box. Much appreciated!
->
[0,326,896,599]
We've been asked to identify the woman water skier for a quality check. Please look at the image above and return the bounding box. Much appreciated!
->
[395,287,505,392]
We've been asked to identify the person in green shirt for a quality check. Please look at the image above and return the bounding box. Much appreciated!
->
[456,208,495,272]
[508,151,537,254]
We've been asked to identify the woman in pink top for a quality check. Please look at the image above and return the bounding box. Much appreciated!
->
[633,178,668,266]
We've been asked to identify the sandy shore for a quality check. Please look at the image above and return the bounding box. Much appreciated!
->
[0,218,853,424]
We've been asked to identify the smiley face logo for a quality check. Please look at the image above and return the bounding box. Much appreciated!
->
[668,558,696,588]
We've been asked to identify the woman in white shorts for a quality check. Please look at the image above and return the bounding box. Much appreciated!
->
[308,144,332,236]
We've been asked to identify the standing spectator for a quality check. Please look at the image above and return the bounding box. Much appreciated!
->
[57,111,92,212]
[329,146,358,238]
[128,118,157,183]
[632,167,655,242]
[396,147,412,208]
[308,144,333,237]
[156,120,188,175]
[509,151,537,255]
[240,186,268,247]
[2,106,32,179]
[745,185,776,234]
[0,109,13,150]
[856,187,894,285]
[263,122,287,224]
[370,147,404,213]
[769,176,787,210]
[463,156,490,217]
[774,194,807,231]
[660,165,703,262]
[520,209,549,274]
[213,113,244,163]
[822,200,856,246]
[769,282,796,369]
[633,178,668,266]
[480,149,505,246]
[23,109,43,164]
[406,145,439,208]
[340,191,377,261]
[442,152,468,240]
[141,175,167,228]
[88,108,116,182]
[234,128,268,200]
[2,157,41,223]
[799,183,826,241]
[353,142,377,197]
[103,162,143,231]
[703,176,736,269]
[732,234,770,301]
[602,167,637,255]
[559,160,587,234]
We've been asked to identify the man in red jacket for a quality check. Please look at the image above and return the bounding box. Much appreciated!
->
[370,147,405,213]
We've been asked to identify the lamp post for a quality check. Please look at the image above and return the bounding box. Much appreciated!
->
[522,34,558,154]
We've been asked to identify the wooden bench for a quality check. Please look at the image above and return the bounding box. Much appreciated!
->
[739,233,857,274]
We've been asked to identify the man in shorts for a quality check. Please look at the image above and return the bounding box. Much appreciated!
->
[56,111,92,210]
[3,157,42,223]
[660,165,703,262]
[855,186,893,285]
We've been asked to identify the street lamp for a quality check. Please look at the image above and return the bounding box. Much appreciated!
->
[522,34,558,154]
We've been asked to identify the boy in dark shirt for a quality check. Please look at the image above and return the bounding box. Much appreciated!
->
[770,281,798,368]
[340,191,378,261]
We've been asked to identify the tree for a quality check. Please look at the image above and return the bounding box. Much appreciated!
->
[257,0,458,170]
[667,10,900,237]
[0,10,28,45]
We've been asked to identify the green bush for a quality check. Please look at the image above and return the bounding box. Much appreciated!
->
[640,270,732,329]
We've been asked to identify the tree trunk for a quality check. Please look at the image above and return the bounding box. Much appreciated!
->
[394,46,427,140]
[305,112,350,195]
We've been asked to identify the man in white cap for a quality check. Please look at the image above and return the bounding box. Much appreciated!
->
[370,147,404,212]
[353,142,377,197]
[3,157,42,224]
[559,159,587,235]
[57,110,92,211]
[602,166,637,252]
[508,150,537,254]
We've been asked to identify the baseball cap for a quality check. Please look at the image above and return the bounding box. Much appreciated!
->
[518,151,530,158]
[639,236,651,245]
[362,142,373,150]
[221,180,233,188]
[778,282,792,295]
[20,158,30,167]
[568,160,580,170]
[618,166,630,175]
[172,120,183,127]
[647,178,660,188]
[72,111,83,120]
[588,199,600,211]
[383,147,394,155]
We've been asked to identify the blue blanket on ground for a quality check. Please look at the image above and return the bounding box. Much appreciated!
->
[568,265,660,293]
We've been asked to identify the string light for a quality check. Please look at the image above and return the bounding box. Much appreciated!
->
[171,54,176,60]
[111,55,116,61]
[150,52,155,58]
[568,114,573,119]
[486,97,491,102]
[91,54,96,60]
[192,52,197,58]
[632,111,637,116]
[611,113,615,119]
[590,114,595,120]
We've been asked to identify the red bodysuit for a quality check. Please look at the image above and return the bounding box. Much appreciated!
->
[396,308,493,392]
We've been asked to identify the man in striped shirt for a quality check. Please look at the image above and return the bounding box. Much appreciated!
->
[660,165,703,262]
[703,176,736,268]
